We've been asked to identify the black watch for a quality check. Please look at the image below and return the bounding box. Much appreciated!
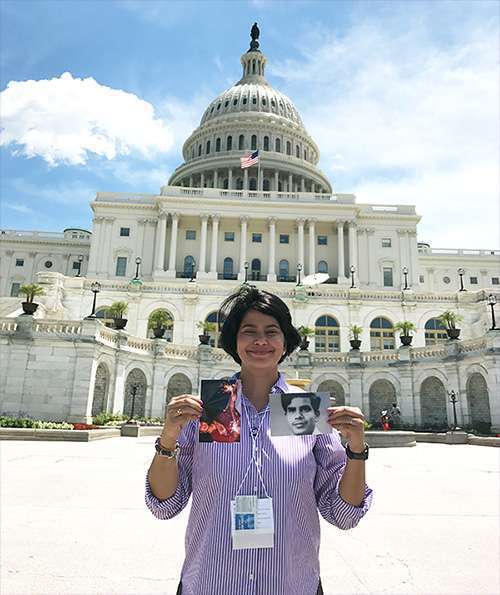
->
[345,442,369,460]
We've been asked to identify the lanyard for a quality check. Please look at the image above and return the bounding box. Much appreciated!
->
[234,386,270,499]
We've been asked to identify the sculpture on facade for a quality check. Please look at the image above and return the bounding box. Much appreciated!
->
[249,22,260,51]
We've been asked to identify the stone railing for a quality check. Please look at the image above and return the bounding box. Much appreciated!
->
[33,320,82,335]
[95,326,120,347]
[313,352,350,364]
[410,344,448,360]
[458,338,487,354]
[0,319,18,332]
[362,350,400,362]
[126,336,154,352]
[164,344,199,360]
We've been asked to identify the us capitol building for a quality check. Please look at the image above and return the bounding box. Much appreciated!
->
[1,26,499,432]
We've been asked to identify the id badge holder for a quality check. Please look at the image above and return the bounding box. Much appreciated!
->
[231,495,274,550]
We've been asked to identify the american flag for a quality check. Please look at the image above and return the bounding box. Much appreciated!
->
[240,150,259,169]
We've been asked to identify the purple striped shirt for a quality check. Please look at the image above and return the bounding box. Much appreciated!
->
[145,373,373,595]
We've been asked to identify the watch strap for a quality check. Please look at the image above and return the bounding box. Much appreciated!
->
[155,437,180,459]
[345,442,369,460]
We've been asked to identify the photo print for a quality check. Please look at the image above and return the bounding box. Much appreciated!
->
[199,379,241,442]
[270,392,332,437]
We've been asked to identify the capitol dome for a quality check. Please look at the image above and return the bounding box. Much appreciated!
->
[168,25,332,194]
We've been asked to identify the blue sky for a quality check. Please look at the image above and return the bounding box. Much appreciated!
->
[1,0,498,249]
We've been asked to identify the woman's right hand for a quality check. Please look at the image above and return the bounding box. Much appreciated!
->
[161,394,204,443]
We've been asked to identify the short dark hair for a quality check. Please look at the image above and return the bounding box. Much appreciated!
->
[218,285,301,365]
[281,393,321,416]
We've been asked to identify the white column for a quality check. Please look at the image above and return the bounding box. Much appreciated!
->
[87,216,103,275]
[189,175,193,187]
[337,220,346,280]
[200,172,205,188]
[154,212,167,274]
[301,177,305,192]
[243,169,249,190]
[267,217,276,281]
[136,219,146,262]
[238,216,248,278]
[308,219,316,275]
[209,215,220,277]
[297,218,305,270]
[197,214,209,277]
[408,231,418,286]
[166,213,179,277]
[348,221,358,272]
[398,229,408,289]
[367,228,375,285]
[213,170,218,188]
[258,167,263,191]
[102,217,115,277]
[228,168,233,190]
[288,173,293,192]
[274,171,279,192]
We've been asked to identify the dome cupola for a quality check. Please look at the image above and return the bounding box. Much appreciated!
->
[167,24,332,195]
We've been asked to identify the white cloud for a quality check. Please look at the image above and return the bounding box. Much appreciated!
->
[270,18,500,249]
[0,72,173,166]
[3,202,36,216]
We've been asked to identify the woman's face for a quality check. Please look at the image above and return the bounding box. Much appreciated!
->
[236,309,286,371]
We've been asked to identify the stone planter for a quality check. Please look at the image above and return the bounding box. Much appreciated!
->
[199,334,210,345]
[400,335,413,346]
[350,339,361,350]
[21,302,38,315]
[446,328,461,340]
[114,318,128,330]
[152,327,166,339]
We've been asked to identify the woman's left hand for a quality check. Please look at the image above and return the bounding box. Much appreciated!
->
[328,406,365,451]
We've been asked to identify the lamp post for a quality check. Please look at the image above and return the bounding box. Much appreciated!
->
[86,281,101,318]
[127,385,139,424]
[244,261,249,283]
[350,265,356,289]
[458,268,465,291]
[402,266,409,290]
[448,390,461,431]
[134,257,142,280]
[488,294,497,330]
[296,263,302,286]
[76,254,84,277]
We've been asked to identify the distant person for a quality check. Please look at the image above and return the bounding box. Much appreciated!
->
[389,403,401,429]
[281,393,321,435]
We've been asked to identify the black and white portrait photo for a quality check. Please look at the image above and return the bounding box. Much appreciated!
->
[270,392,332,437]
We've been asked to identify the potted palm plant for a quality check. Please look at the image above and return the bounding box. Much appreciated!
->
[197,320,216,345]
[297,326,314,350]
[394,321,416,346]
[148,310,173,339]
[438,310,463,340]
[19,284,45,315]
[349,324,363,350]
[106,301,128,330]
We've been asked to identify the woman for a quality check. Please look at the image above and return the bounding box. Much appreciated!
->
[146,286,373,595]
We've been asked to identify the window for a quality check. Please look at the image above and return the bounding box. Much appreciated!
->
[224,232,235,242]
[251,135,257,150]
[251,259,261,280]
[236,178,243,190]
[186,230,196,240]
[115,257,127,277]
[184,255,195,278]
[370,317,395,350]
[249,178,257,191]
[419,274,425,283]
[443,276,451,284]
[304,149,308,161]
[381,238,391,248]
[198,144,202,157]
[223,179,229,189]
[263,136,269,151]
[317,235,327,246]
[252,233,262,243]
[44,260,53,269]
[206,140,210,154]
[263,179,270,191]
[383,267,393,287]
[470,277,478,284]
[424,318,447,345]
[120,227,130,237]
[239,135,245,150]
[72,261,80,269]
[223,257,234,279]
[233,97,238,106]
[278,259,289,280]
[315,315,340,352]
[318,261,328,274]
[252,96,257,104]
[279,234,289,244]
[10,282,21,297]
[493,277,500,285]
[296,145,300,158]
[286,141,291,155]
[243,96,247,105]
[275,138,281,153]
[227,136,232,151]
[15,259,24,267]
[215,138,221,152]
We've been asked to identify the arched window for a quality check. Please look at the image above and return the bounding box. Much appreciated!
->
[206,311,224,347]
[296,145,300,158]
[183,255,196,278]
[278,259,289,281]
[215,138,221,152]
[206,140,210,154]
[252,60,256,74]
[147,309,174,341]
[249,178,257,191]
[124,369,147,418]
[275,138,281,153]
[315,315,340,352]
[304,149,308,161]
[370,317,395,350]
[286,141,291,155]
[252,96,257,105]
[251,258,261,281]
[263,136,269,151]
[191,148,194,160]
[251,135,257,150]
[424,318,447,345]
[263,179,270,191]
[198,144,202,157]
[318,260,328,274]
[239,134,245,150]
[223,178,229,190]
[227,135,232,151]
[236,178,243,190]
[91,363,109,417]
[223,257,234,279]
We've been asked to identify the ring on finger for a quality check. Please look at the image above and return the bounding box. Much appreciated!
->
[176,408,183,416]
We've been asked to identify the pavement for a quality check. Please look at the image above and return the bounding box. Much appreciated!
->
[1,437,499,595]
